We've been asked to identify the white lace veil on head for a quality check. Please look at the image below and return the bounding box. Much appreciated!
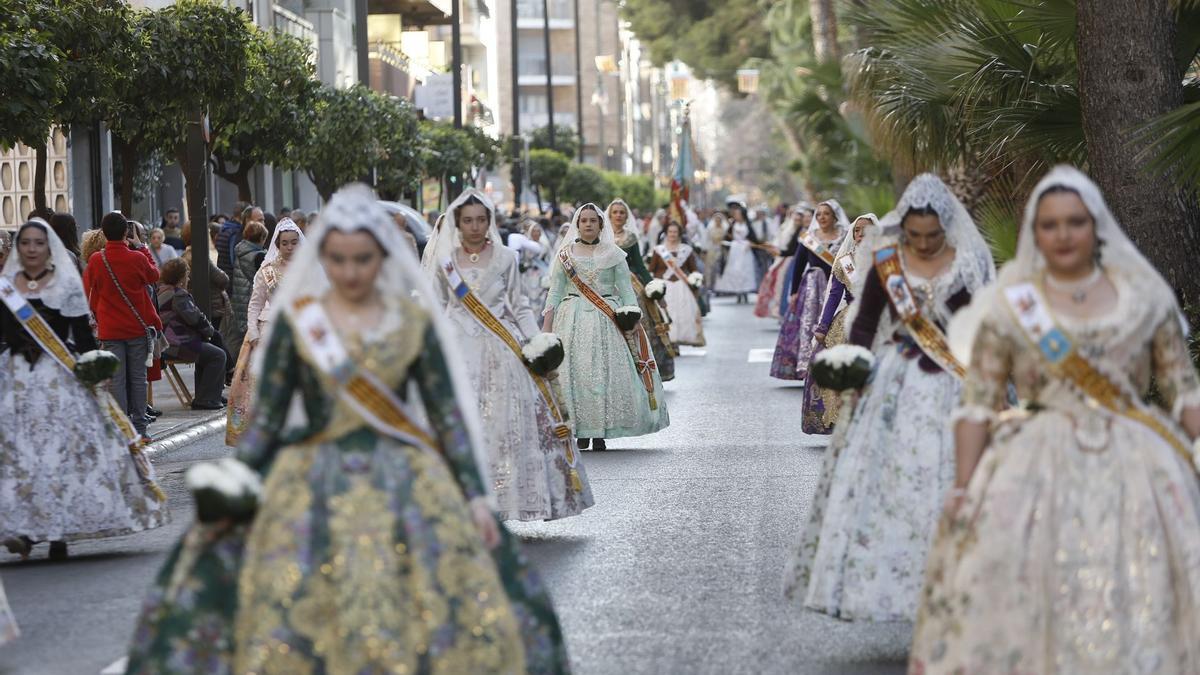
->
[262,217,305,266]
[1,218,90,317]
[605,198,636,239]
[550,202,627,275]
[259,183,493,499]
[420,188,503,274]
[814,199,851,235]
[833,212,880,261]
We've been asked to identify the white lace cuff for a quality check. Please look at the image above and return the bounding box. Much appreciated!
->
[1172,387,1200,423]
[949,404,996,427]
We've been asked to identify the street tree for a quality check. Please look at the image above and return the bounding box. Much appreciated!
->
[299,84,397,201]
[210,29,319,203]
[0,1,64,163]
[528,125,579,160]
[420,121,476,207]
[463,125,505,186]
[374,96,423,202]
[560,164,614,207]
[527,149,570,208]
[606,172,656,213]
[620,0,769,88]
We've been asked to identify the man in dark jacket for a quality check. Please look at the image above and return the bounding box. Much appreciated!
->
[215,203,260,276]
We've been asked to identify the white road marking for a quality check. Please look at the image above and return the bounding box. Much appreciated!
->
[100,657,127,674]
[747,348,775,363]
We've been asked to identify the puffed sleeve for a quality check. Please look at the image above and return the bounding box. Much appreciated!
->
[543,259,568,314]
[244,270,269,342]
[236,317,300,472]
[952,310,1014,425]
[849,266,887,348]
[1150,312,1200,421]
[504,253,540,340]
[411,323,488,501]
[614,258,639,307]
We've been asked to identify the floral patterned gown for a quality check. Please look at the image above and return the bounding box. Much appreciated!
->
[125,297,570,675]
[433,246,594,522]
[784,247,984,621]
[770,232,844,381]
[617,230,675,382]
[910,270,1200,674]
[800,257,856,435]
[546,251,669,439]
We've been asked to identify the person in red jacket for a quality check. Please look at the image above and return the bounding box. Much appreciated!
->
[84,212,163,439]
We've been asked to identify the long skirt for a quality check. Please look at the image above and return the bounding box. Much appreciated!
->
[0,576,17,646]
[0,352,168,543]
[799,304,851,435]
[224,338,257,446]
[909,407,1200,674]
[632,275,675,382]
[754,257,789,318]
[554,296,669,439]
[714,242,757,294]
[664,279,705,347]
[124,431,571,675]
[770,268,828,381]
[455,322,594,522]
[784,346,959,621]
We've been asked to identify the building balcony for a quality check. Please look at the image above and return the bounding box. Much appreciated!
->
[367,0,452,25]
[516,0,573,29]
[271,3,319,63]
[368,42,419,98]
[517,59,576,86]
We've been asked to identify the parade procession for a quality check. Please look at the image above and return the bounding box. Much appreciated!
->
[4,1,1200,673]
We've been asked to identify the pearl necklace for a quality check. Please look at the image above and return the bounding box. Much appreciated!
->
[1045,265,1103,304]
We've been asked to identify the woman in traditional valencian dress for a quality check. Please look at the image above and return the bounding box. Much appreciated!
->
[910,166,1200,674]
[704,212,728,292]
[649,221,706,347]
[0,219,167,561]
[800,213,879,435]
[225,218,304,445]
[756,204,812,320]
[125,185,569,675]
[784,174,995,621]
[608,198,675,382]
[714,203,760,303]
[544,203,670,452]
[423,188,593,522]
[770,200,848,381]
[508,219,552,310]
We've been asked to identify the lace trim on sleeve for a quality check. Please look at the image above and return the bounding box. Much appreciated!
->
[950,404,996,427]
[1171,387,1200,422]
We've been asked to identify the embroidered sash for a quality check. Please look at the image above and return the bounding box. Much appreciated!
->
[629,274,676,358]
[0,276,164,501]
[287,296,439,453]
[441,259,584,491]
[835,252,859,287]
[557,250,658,410]
[873,246,965,378]
[1003,282,1194,467]
[799,232,839,266]
[657,247,691,283]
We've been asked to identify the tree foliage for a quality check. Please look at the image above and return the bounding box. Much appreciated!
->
[606,172,656,213]
[0,0,64,148]
[527,149,570,205]
[620,0,770,88]
[528,125,580,160]
[300,84,396,201]
[374,97,423,201]
[421,120,476,203]
[559,164,614,206]
[211,29,319,201]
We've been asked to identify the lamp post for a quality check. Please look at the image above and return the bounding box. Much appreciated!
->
[510,0,522,209]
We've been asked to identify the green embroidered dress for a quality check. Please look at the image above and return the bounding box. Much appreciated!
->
[125,298,569,675]
[616,230,675,382]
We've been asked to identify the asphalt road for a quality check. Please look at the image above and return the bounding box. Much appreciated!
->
[0,297,909,675]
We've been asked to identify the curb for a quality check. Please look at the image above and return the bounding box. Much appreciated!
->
[145,414,226,456]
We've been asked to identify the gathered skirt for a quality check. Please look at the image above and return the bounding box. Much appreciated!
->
[909,409,1200,674]
[632,275,675,382]
[455,323,594,522]
[664,279,705,347]
[799,304,851,435]
[554,297,669,439]
[125,430,570,675]
[770,268,828,381]
[754,257,789,319]
[224,337,257,446]
[784,346,959,621]
[0,352,167,543]
[714,242,758,294]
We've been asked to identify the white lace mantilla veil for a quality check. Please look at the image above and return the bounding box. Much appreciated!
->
[775,202,812,249]
[262,217,306,266]
[948,164,1186,364]
[256,183,494,500]
[420,187,504,275]
[832,212,881,262]
[550,202,627,276]
[1,218,90,317]
[815,199,852,235]
[605,198,638,245]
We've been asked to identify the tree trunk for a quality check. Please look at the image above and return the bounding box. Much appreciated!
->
[809,0,839,64]
[112,134,139,216]
[212,156,255,203]
[33,140,48,212]
[1077,0,1200,306]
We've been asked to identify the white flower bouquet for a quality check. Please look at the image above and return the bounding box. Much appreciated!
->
[614,305,642,331]
[687,271,704,288]
[185,457,263,523]
[74,349,120,388]
[810,345,875,392]
[522,332,564,376]
[644,279,667,300]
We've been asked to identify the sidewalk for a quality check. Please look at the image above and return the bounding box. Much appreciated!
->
[144,362,227,453]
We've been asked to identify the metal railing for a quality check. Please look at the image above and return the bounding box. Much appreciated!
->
[516,0,573,21]
[272,3,318,63]
[517,57,576,78]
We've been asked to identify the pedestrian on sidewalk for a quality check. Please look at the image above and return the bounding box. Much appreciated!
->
[84,211,163,440]
[125,184,569,674]
[148,227,179,267]
[156,259,227,411]
[225,218,304,445]
[225,220,268,360]
[1,218,168,561]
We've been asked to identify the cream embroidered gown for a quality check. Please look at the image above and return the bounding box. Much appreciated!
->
[433,246,594,521]
[909,269,1200,674]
